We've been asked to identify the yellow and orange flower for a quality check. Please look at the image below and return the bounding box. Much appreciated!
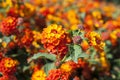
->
[19,28,34,48]
[41,24,71,58]
[104,20,119,31]
[0,16,18,36]
[81,40,89,51]
[86,31,105,52]
[31,69,46,80]
[19,3,36,17]
[60,61,77,73]
[0,58,19,75]
[67,10,79,25]
[110,29,120,46]
[39,6,55,17]
[99,52,110,71]
[33,31,41,42]
[1,0,13,8]
[32,31,41,48]
[92,10,102,19]
[46,69,69,80]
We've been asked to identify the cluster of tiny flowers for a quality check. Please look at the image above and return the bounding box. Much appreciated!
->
[110,29,120,46]
[32,31,41,48]
[60,60,78,73]
[31,69,46,80]
[86,31,105,52]
[46,59,89,80]
[17,28,34,48]
[61,59,88,71]
[99,52,110,71]
[0,57,18,75]
[41,24,71,58]
[0,16,18,36]
[46,69,69,80]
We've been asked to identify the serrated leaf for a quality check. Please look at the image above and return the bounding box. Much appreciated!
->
[29,53,56,62]
[44,63,56,75]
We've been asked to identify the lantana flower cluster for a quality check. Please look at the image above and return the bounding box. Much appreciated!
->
[0,58,18,80]
[0,16,18,36]
[41,24,71,58]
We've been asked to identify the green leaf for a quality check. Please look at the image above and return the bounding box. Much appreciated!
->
[114,59,120,67]
[3,36,11,43]
[69,44,89,63]
[8,49,26,57]
[78,53,89,58]
[0,72,2,76]
[0,33,3,38]
[80,13,86,20]
[80,32,85,39]
[73,44,82,63]
[23,66,30,72]
[88,59,98,64]
[105,40,112,46]
[43,63,56,75]
[72,30,81,36]
[65,56,72,61]
[106,54,113,59]
[29,53,56,62]
[89,47,97,59]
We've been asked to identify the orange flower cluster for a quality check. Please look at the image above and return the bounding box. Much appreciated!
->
[41,24,71,58]
[0,58,18,75]
[47,59,89,80]
[46,69,69,80]
[61,59,88,73]
[7,2,36,18]
[60,60,77,73]
[110,29,120,46]
[17,28,34,48]
[31,69,46,80]
[86,31,105,52]
[99,52,110,71]
[81,40,89,51]
[77,59,88,68]
[0,16,18,36]
[40,7,55,17]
